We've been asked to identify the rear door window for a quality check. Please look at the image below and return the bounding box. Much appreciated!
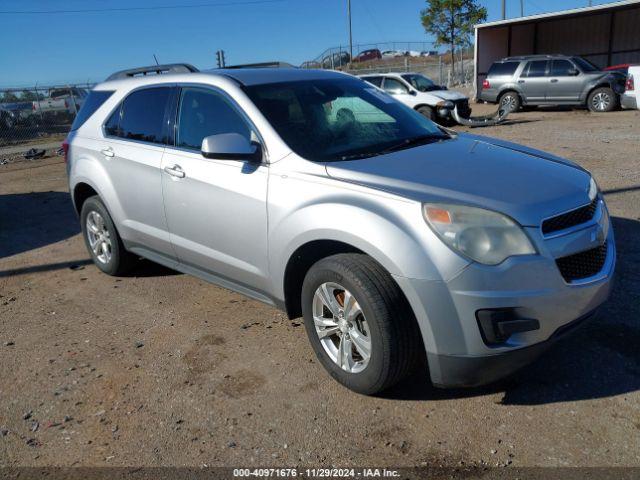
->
[488,61,519,76]
[70,90,113,131]
[522,60,548,77]
[113,87,172,144]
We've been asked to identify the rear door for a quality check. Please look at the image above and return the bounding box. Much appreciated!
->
[101,86,176,259]
[161,85,270,293]
[518,60,549,102]
[547,59,582,102]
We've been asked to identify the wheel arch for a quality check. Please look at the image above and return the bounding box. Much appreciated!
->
[584,82,616,104]
[72,182,99,215]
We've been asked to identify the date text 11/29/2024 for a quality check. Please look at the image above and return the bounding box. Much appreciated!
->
[232,468,401,478]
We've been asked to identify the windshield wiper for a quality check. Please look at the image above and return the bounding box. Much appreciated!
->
[378,133,449,155]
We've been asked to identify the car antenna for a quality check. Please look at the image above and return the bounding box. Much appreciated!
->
[153,54,160,66]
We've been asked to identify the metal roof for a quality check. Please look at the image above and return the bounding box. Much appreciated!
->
[475,0,640,29]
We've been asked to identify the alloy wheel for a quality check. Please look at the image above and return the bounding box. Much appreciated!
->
[312,282,371,373]
[500,94,517,112]
[592,92,611,111]
[86,211,112,264]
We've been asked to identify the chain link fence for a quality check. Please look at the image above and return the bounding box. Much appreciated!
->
[302,42,474,88]
[0,84,95,156]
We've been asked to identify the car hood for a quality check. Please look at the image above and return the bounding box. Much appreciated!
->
[325,133,591,227]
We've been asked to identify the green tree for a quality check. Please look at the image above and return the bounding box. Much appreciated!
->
[20,89,39,101]
[420,0,487,75]
[0,91,19,103]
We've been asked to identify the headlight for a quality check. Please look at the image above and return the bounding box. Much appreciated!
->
[436,100,454,109]
[588,177,598,201]
[423,203,536,265]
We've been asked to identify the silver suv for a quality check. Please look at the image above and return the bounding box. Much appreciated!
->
[480,55,626,113]
[66,64,615,394]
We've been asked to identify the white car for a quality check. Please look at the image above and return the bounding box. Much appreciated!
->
[359,72,470,123]
[381,50,404,58]
[621,65,639,110]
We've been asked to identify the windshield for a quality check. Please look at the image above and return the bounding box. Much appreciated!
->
[572,57,600,72]
[401,74,438,92]
[243,78,446,162]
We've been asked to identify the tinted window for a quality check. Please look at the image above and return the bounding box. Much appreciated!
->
[104,106,120,136]
[488,61,519,76]
[550,59,575,76]
[572,57,600,72]
[523,60,548,77]
[176,87,252,151]
[118,87,172,144]
[243,78,446,162]
[364,76,383,87]
[383,78,409,94]
[402,74,438,92]
[70,90,113,131]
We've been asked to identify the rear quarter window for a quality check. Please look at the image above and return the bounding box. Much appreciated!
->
[488,62,520,76]
[70,90,114,131]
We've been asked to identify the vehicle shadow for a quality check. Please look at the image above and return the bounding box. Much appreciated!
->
[383,215,640,405]
[0,191,80,259]
[0,191,180,278]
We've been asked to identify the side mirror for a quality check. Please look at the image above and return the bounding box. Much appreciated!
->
[409,90,417,96]
[568,68,580,76]
[201,133,262,163]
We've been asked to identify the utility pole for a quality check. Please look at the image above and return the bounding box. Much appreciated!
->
[520,0,524,16]
[347,0,353,65]
[501,0,506,19]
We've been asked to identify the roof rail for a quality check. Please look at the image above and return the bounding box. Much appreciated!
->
[106,63,199,81]
[223,61,295,69]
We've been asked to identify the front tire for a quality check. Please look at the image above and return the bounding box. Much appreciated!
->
[587,87,617,112]
[80,196,136,275]
[499,91,521,113]
[301,254,421,395]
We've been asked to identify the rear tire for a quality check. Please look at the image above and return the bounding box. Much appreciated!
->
[416,105,435,121]
[80,196,136,276]
[499,91,521,112]
[301,253,422,395]
[587,87,617,112]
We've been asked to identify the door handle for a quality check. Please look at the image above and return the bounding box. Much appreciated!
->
[550,79,559,83]
[517,80,525,83]
[101,147,114,157]
[164,164,185,178]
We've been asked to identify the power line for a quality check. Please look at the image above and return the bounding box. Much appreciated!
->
[0,0,285,15]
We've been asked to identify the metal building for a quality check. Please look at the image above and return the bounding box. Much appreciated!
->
[473,0,640,98]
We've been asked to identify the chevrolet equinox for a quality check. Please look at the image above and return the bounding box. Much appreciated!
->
[65,64,615,394]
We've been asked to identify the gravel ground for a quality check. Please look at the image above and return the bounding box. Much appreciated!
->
[0,106,639,470]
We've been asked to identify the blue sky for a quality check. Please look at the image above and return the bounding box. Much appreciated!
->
[0,0,611,87]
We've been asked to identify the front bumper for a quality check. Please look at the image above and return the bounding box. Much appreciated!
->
[394,200,616,388]
[427,308,598,388]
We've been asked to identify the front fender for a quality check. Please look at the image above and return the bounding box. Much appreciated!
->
[267,176,469,301]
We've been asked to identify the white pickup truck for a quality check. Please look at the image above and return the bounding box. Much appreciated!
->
[621,65,639,110]
[32,87,88,117]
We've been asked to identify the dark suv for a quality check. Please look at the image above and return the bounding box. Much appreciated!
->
[480,55,626,112]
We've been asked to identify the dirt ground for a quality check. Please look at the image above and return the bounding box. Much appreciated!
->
[1,105,639,470]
